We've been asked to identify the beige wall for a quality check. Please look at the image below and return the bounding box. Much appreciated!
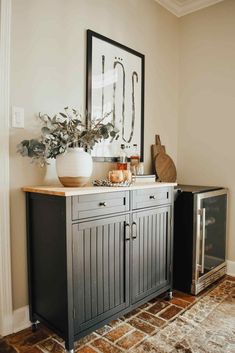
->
[178,0,235,262]
[10,0,179,309]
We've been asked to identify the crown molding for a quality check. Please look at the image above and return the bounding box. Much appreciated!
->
[155,0,224,17]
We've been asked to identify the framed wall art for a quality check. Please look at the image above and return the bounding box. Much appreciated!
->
[86,30,145,162]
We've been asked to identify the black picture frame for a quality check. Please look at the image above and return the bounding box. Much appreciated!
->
[86,29,145,162]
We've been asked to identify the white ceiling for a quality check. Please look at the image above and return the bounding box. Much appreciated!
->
[155,0,224,17]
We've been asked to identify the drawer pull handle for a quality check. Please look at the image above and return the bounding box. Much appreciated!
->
[99,202,107,207]
[149,195,156,200]
[132,222,137,239]
[125,223,130,241]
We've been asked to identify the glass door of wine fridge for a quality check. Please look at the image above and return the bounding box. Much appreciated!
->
[192,189,227,294]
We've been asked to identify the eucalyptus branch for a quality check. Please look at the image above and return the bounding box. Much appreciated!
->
[17,108,119,166]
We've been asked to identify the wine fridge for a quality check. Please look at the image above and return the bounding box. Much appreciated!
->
[173,185,228,295]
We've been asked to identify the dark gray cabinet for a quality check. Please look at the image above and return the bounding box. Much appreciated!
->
[73,214,130,334]
[72,191,129,220]
[132,206,172,304]
[25,186,174,352]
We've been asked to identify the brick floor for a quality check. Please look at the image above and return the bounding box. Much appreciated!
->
[76,347,97,353]
[116,330,145,350]
[0,276,232,353]
[147,300,170,315]
[158,305,182,320]
[172,290,196,303]
[74,334,98,350]
[38,338,65,352]
[128,317,156,335]
[136,311,165,327]
[91,338,122,353]
[104,324,132,342]
[169,297,191,308]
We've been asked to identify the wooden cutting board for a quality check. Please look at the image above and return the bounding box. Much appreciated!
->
[151,135,165,173]
[151,144,165,162]
[155,151,177,182]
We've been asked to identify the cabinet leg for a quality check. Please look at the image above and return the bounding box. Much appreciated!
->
[166,290,173,300]
[65,340,74,353]
[31,322,38,332]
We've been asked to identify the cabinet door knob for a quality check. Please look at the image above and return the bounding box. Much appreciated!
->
[149,195,156,200]
[99,202,107,207]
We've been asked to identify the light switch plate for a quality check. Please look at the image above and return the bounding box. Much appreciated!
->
[12,106,24,128]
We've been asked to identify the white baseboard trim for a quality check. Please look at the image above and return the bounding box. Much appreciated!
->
[227,260,235,277]
[13,306,31,333]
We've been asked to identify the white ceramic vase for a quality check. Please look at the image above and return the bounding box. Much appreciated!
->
[56,147,93,187]
[43,159,61,186]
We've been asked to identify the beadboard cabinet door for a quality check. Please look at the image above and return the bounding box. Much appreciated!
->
[72,214,130,334]
[131,206,172,304]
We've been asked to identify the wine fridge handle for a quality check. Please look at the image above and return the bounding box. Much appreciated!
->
[201,208,206,274]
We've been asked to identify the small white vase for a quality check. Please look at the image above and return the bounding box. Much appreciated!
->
[56,147,93,187]
[43,159,61,186]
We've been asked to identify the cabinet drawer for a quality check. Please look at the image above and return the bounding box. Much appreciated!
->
[132,187,172,209]
[72,191,129,220]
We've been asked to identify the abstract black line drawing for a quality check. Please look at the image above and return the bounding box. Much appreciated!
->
[113,60,125,128]
[101,55,105,116]
[86,30,145,162]
[129,71,138,143]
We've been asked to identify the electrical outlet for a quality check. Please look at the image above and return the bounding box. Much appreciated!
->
[12,106,24,128]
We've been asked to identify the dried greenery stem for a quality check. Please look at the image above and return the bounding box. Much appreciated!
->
[17,108,119,167]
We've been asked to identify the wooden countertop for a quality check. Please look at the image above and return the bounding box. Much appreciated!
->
[22,182,177,197]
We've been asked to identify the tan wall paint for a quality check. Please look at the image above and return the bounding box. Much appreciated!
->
[10,0,179,309]
[178,0,235,261]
